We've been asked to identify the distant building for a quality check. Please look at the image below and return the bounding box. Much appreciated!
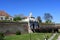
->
[0,10,13,21]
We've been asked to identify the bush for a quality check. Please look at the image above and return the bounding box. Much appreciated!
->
[0,20,11,22]
[16,31,21,35]
[0,32,5,40]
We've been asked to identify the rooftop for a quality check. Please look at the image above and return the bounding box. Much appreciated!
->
[0,10,10,17]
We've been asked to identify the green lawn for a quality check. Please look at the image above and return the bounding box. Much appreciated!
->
[5,33,52,40]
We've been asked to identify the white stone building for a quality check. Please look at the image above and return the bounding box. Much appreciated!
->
[0,11,13,21]
[20,12,39,33]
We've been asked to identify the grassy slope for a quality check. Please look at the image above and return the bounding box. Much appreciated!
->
[5,33,52,40]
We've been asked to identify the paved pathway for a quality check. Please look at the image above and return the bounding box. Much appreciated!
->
[57,35,60,40]
[48,33,57,40]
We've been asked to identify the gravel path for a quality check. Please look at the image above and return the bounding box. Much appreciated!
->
[48,33,57,40]
[57,35,60,40]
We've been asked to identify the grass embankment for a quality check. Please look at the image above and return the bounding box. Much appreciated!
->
[52,33,60,40]
[5,33,52,40]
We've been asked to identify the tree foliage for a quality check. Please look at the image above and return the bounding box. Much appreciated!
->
[44,13,53,23]
[14,14,25,19]
[13,16,21,21]
[37,16,42,23]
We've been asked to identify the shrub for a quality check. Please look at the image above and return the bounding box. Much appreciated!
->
[16,31,21,35]
[0,32,5,40]
[0,20,11,22]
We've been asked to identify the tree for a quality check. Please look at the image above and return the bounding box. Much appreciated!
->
[37,16,42,23]
[13,14,25,21]
[44,13,53,23]
[14,14,25,19]
[13,16,21,21]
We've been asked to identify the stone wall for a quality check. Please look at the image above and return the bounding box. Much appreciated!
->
[39,23,55,29]
[0,22,28,34]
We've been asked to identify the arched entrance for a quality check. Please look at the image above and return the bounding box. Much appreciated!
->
[29,21,39,32]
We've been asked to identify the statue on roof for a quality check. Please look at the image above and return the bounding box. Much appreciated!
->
[29,12,32,17]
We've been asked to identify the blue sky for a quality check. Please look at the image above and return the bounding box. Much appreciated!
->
[0,0,60,23]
